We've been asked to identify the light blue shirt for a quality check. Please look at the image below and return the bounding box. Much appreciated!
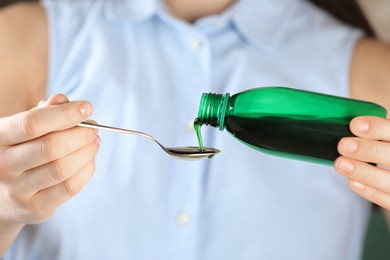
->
[6,0,367,259]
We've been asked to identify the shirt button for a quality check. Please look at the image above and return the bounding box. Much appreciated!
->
[189,38,202,51]
[176,211,191,226]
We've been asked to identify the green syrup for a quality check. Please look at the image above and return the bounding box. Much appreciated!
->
[193,118,204,151]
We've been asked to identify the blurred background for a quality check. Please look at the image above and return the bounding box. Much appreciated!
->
[1,0,389,259]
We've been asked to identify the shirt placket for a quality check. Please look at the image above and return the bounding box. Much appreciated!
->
[163,26,212,260]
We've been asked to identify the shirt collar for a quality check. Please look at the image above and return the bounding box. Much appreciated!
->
[104,0,158,22]
[104,0,296,51]
[228,0,296,51]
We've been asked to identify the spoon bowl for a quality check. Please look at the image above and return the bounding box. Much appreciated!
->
[166,146,219,159]
[77,121,220,160]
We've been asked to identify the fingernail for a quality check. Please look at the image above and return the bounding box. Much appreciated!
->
[339,139,358,153]
[353,119,369,133]
[337,158,354,173]
[79,102,92,116]
[56,94,69,104]
[349,180,366,190]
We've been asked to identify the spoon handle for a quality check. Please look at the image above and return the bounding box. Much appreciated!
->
[77,121,157,142]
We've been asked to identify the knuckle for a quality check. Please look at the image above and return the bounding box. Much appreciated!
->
[62,179,81,197]
[82,130,95,145]
[65,109,73,123]
[8,188,22,204]
[358,168,371,184]
[65,106,78,123]
[48,160,68,183]
[19,113,40,137]
[61,162,95,197]
[367,143,380,162]
[7,184,53,222]
[90,130,98,142]
[27,198,41,214]
[9,189,30,211]
[40,136,59,159]
[28,198,53,222]
[85,128,97,142]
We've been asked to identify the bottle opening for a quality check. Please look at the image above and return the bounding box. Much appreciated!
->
[197,93,230,130]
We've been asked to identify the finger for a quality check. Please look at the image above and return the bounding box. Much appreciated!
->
[0,100,93,146]
[16,138,100,197]
[350,116,390,140]
[348,180,390,210]
[4,125,98,174]
[45,93,69,106]
[334,156,390,194]
[30,160,96,213]
[338,137,390,166]
[34,94,69,109]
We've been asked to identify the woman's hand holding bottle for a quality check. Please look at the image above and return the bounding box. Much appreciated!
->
[335,116,390,210]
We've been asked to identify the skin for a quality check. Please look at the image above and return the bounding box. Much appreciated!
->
[0,0,390,256]
[165,0,234,22]
[336,39,390,216]
[0,3,100,254]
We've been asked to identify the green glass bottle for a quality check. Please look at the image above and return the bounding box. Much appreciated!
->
[195,87,387,165]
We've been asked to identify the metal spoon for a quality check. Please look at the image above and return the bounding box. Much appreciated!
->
[77,121,220,160]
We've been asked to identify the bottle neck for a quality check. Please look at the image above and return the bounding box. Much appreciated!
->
[197,92,230,130]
